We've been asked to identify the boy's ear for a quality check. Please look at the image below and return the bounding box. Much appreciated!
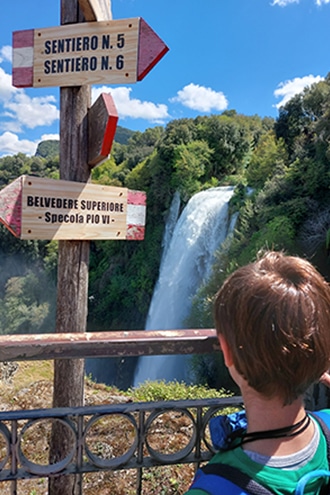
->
[218,335,234,368]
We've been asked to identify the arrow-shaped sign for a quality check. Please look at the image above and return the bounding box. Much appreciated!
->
[0,176,146,241]
[12,18,169,88]
[88,92,118,167]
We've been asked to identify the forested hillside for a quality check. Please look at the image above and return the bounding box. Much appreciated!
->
[1,75,330,366]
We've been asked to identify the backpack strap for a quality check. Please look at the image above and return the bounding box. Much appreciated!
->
[190,463,275,495]
[295,470,330,495]
[309,411,330,462]
[303,411,330,495]
[312,410,330,431]
[190,467,251,495]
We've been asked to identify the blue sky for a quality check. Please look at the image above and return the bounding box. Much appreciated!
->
[1,0,330,156]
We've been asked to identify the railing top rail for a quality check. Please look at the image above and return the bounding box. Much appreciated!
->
[0,395,243,421]
[0,329,219,362]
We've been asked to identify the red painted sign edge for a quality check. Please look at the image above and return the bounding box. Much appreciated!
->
[137,18,169,81]
[126,189,146,240]
[0,176,22,237]
[100,94,119,158]
[12,29,34,88]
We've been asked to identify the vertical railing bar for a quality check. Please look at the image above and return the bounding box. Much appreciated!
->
[194,405,204,473]
[10,477,17,495]
[76,414,84,495]
[10,419,17,495]
[136,467,142,495]
[196,405,202,460]
[136,409,145,495]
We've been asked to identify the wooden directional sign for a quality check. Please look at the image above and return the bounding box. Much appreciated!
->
[12,18,169,88]
[0,176,146,241]
[88,92,118,167]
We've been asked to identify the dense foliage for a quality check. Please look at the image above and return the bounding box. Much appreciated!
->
[187,75,330,387]
[2,75,330,388]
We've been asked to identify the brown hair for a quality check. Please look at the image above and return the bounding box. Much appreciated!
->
[214,251,330,405]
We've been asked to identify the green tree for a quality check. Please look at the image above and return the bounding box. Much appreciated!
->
[0,271,56,335]
[171,140,213,199]
[246,131,288,188]
[35,140,59,159]
[196,114,253,178]
[91,154,123,186]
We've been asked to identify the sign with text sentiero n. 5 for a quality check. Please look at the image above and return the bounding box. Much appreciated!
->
[12,18,169,88]
[0,176,146,241]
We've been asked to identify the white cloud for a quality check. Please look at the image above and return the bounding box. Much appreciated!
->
[272,0,299,6]
[0,67,18,102]
[0,131,38,156]
[0,62,59,136]
[0,46,12,64]
[0,120,22,133]
[41,133,59,141]
[4,93,59,130]
[272,0,330,5]
[170,83,228,112]
[274,75,324,108]
[92,86,169,122]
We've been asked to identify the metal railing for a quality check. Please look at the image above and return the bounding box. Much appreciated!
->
[0,329,242,494]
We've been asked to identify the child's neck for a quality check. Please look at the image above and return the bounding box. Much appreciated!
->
[241,389,314,456]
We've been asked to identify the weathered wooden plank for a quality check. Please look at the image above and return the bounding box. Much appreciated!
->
[34,19,139,87]
[0,175,146,241]
[12,18,168,88]
[0,330,219,362]
[78,0,112,21]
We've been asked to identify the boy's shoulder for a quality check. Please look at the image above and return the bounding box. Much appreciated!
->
[185,462,274,495]
[184,409,330,495]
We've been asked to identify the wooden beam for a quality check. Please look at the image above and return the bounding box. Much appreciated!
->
[0,330,219,362]
[78,0,112,21]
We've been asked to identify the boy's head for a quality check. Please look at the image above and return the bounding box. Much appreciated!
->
[214,251,330,405]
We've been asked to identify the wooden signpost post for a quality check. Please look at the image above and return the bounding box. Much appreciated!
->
[78,0,112,21]
[10,0,168,493]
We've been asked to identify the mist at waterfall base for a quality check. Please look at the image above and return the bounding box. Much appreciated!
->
[134,186,236,387]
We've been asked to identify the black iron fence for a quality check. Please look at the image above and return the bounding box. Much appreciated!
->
[0,330,242,494]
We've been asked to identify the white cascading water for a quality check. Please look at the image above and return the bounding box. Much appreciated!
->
[160,190,181,268]
[134,186,236,386]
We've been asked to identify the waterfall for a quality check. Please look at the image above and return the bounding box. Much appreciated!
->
[134,186,236,386]
[160,190,181,268]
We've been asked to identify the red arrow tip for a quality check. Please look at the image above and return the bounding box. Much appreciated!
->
[137,18,169,81]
